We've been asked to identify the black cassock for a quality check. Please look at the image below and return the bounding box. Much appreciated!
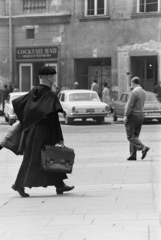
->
[12,85,67,188]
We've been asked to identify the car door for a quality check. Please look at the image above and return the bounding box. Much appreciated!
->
[119,94,129,117]
[115,94,128,117]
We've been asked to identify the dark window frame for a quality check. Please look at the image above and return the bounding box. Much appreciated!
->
[26,28,35,39]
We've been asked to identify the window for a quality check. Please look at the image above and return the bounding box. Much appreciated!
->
[120,94,128,102]
[26,29,35,39]
[85,0,106,16]
[137,0,160,13]
[23,0,46,11]
[60,94,65,102]
[69,93,99,102]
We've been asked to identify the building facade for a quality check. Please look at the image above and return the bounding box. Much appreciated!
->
[0,0,161,99]
[0,0,72,91]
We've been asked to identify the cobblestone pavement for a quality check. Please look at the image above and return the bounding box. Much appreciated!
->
[0,116,161,240]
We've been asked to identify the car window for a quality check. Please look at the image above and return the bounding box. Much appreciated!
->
[7,95,10,101]
[69,92,100,102]
[120,94,128,102]
[61,93,65,102]
[58,93,61,100]
[146,94,157,102]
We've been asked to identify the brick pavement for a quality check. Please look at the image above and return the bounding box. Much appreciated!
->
[0,117,161,240]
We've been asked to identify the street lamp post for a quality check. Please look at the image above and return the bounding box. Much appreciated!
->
[9,0,13,84]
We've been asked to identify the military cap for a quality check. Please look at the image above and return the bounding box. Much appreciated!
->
[39,66,56,76]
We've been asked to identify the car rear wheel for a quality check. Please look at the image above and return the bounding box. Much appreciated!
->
[158,119,161,124]
[113,112,117,121]
[64,113,73,125]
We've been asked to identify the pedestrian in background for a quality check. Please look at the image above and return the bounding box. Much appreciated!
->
[0,88,3,113]
[123,77,150,161]
[73,82,79,89]
[2,84,9,113]
[153,80,161,102]
[102,82,110,105]
[55,86,60,96]
[12,84,20,92]
[10,66,74,197]
[91,79,100,97]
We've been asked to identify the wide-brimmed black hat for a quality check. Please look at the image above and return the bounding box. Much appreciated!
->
[39,66,56,76]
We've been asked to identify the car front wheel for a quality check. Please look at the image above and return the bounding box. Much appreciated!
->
[113,111,117,121]
[96,117,104,124]
[64,113,73,125]
[158,119,161,124]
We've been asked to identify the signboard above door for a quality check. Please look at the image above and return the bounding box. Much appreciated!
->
[16,46,58,60]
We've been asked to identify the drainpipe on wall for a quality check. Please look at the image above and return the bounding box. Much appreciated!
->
[9,0,13,84]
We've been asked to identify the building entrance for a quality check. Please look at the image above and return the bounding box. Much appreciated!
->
[131,56,158,92]
[75,58,111,97]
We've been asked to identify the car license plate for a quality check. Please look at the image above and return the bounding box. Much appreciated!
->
[86,109,95,113]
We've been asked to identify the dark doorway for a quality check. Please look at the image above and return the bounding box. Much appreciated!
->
[131,56,158,91]
[75,58,111,97]
[33,62,44,86]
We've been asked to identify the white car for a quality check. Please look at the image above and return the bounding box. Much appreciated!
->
[4,92,28,125]
[58,89,110,124]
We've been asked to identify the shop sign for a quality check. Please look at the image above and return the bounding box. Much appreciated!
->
[16,46,58,60]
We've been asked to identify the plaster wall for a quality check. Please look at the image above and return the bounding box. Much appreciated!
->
[117,40,161,97]
[68,17,161,91]
[0,25,9,84]
[0,0,161,90]
[11,0,71,15]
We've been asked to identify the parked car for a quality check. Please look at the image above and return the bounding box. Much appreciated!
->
[4,92,28,125]
[111,91,161,123]
[58,89,110,124]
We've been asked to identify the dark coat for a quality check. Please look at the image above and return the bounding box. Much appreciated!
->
[12,85,67,188]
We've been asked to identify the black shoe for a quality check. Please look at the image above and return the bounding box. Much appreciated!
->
[127,153,136,160]
[141,146,150,159]
[56,184,75,195]
[127,156,136,161]
[11,184,29,197]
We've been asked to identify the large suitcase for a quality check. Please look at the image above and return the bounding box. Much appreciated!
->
[41,145,75,173]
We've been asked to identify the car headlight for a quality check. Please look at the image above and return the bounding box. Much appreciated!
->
[105,105,109,112]
[72,107,76,113]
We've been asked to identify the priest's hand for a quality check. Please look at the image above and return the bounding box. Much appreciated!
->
[123,116,128,124]
[57,141,64,147]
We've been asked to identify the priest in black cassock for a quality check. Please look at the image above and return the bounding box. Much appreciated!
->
[11,66,74,197]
